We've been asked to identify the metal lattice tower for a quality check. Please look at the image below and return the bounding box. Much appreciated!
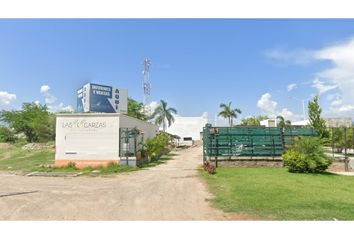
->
[142,58,151,115]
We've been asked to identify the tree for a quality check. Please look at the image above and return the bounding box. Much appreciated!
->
[151,100,177,131]
[0,126,17,142]
[308,95,328,138]
[127,98,149,121]
[241,115,268,126]
[0,102,55,142]
[276,116,292,129]
[218,102,242,127]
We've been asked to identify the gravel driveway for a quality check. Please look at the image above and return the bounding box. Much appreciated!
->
[0,146,228,220]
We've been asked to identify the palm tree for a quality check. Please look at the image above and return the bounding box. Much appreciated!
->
[151,100,177,131]
[218,102,242,127]
[277,116,292,129]
[277,116,285,129]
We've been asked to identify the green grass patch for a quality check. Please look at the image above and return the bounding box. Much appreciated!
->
[0,144,177,176]
[0,145,54,172]
[200,167,354,220]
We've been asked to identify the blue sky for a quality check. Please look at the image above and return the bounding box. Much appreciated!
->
[1,19,354,123]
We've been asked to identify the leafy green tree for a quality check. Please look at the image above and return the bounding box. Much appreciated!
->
[241,115,268,126]
[151,100,177,131]
[0,126,17,142]
[127,98,149,121]
[308,95,328,138]
[0,102,55,142]
[218,102,242,127]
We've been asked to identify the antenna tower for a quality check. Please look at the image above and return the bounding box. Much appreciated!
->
[143,58,151,115]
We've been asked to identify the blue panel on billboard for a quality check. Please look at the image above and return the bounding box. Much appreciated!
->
[89,84,115,113]
[77,88,84,113]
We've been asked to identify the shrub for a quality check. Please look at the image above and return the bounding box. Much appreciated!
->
[144,132,171,161]
[0,126,17,142]
[283,137,332,173]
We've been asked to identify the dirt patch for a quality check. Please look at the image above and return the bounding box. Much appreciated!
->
[21,143,53,151]
[0,146,252,220]
[0,143,11,149]
[328,161,353,172]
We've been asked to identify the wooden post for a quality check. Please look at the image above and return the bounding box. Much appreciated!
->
[215,134,219,168]
[344,128,349,172]
[332,128,334,158]
[352,127,354,155]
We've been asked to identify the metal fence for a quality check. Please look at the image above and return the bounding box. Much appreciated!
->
[203,124,317,162]
[119,128,143,158]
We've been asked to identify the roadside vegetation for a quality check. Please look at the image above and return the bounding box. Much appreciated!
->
[0,99,178,175]
[201,95,353,220]
[0,142,176,175]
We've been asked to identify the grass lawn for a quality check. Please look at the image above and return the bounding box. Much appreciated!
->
[0,144,175,176]
[200,167,354,220]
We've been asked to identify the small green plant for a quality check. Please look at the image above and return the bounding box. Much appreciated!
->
[66,162,77,170]
[283,137,332,173]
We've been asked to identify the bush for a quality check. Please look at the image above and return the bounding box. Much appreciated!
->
[283,137,332,173]
[0,126,17,142]
[144,132,171,161]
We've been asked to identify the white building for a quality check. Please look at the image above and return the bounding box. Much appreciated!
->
[55,113,159,168]
[292,120,310,126]
[166,114,208,143]
[260,119,277,127]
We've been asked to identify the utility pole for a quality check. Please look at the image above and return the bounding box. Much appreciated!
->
[289,96,310,121]
[142,58,151,115]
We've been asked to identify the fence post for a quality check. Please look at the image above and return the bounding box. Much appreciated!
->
[215,136,219,168]
[344,127,349,172]
[272,137,275,161]
[332,128,334,158]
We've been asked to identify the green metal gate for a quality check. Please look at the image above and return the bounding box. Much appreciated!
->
[203,124,317,162]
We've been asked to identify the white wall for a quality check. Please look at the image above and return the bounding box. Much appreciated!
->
[166,116,208,140]
[119,114,159,141]
[55,113,159,162]
[55,114,120,161]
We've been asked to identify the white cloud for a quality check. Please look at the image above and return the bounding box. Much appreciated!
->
[287,83,297,92]
[257,93,300,121]
[60,104,74,112]
[39,85,73,113]
[327,94,343,107]
[312,37,354,116]
[0,91,16,105]
[265,37,354,117]
[44,95,57,104]
[264,48,314,65]
[146,101,159,115]
[338,105,354,113]
[279,108,294,119]
[257,93,278,115]
[47,102,74,113]
[312,78,338,95]
[40,84,57,104]
[40,85,50,93]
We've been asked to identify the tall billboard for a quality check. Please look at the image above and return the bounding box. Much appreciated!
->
[77,83,128,113]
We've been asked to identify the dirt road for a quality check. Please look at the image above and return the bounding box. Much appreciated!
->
[0,146,228,220]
